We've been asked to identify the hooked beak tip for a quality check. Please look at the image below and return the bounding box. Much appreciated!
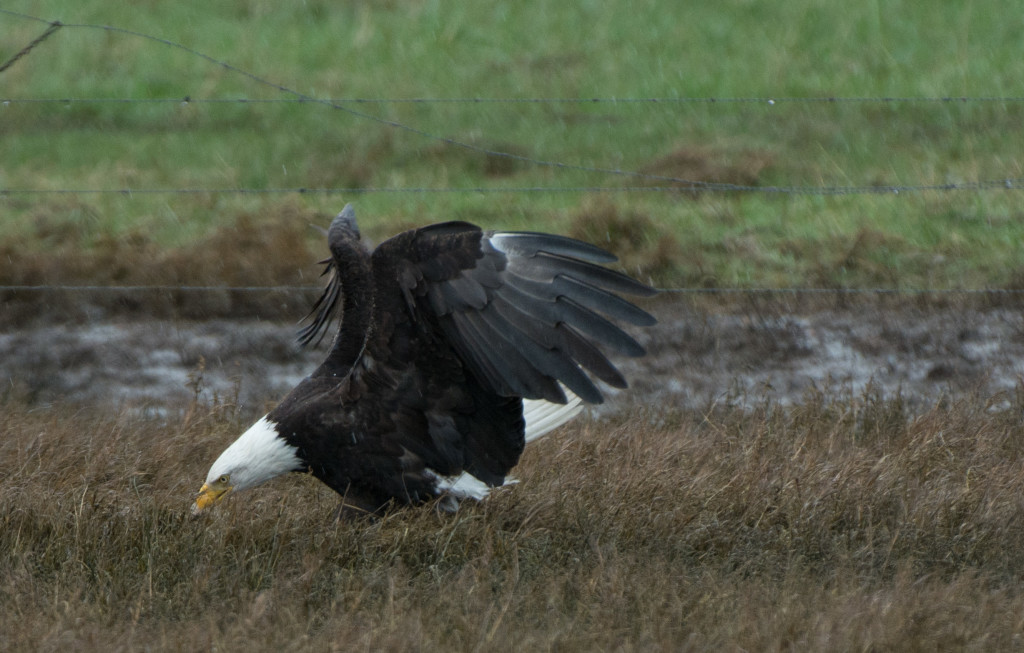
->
[193,482,227,515]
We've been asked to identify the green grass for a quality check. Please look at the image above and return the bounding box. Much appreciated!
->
[3,1,1024,291]
[4,389,1024,650]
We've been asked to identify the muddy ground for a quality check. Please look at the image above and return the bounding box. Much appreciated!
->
[3,296,1023,417]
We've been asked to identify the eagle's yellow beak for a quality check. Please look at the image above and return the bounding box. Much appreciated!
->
[192,481,231,515]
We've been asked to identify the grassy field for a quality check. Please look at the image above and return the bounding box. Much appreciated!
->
[4,390,1024,651]
[3,1,1024,292]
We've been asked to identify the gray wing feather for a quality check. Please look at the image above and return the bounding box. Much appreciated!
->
[418,230,657,404]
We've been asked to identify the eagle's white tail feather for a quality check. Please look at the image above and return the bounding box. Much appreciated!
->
[432,471,492,500]
[431,389,583,509]
[523,388,583,443]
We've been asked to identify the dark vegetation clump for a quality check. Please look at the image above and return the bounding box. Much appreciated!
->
[568,199,680,282]
[638,145,773,196]
[3,387,1024,650]
[0,203,325,328]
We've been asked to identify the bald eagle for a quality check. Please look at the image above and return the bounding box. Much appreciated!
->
[193,205,657,516]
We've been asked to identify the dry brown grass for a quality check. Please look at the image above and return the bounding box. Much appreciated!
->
[4,388,1024,651]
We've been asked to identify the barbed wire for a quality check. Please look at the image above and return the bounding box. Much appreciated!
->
[1,16,1021,107]
[661,287,1024,295]
[3,179,1024,196]
[2,284,1022,296]
[4,9,1024,195]
[1,10,665,185]
[0,284,318,292]
[7,95,1024,105]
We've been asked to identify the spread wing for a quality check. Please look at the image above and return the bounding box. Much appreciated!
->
[288,210,656,508]
[370,222,657,404]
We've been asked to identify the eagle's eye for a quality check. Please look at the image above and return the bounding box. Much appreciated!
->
[217,474,230,485]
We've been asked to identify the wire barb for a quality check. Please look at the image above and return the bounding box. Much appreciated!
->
[0,20,62,74]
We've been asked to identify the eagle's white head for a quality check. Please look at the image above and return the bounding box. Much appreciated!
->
[193,415,301,514]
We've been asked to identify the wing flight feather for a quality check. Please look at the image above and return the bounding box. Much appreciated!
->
[376,226,657,404]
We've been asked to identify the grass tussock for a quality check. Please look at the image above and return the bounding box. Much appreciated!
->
[4,388,1024,650]
[638,145,774,197]
[569,199,681,282]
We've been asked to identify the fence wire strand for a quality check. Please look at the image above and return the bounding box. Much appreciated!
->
[8,95,1024,105]
[3,180,1024,196]
[4,9,1024,196]
[3,285,1023,296]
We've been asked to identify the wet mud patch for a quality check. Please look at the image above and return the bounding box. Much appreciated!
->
[612,298,1024,414]
[3,297,1023,417]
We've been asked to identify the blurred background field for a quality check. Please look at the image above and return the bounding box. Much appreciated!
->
[4,2,1024,650]
[3,1,1024,295]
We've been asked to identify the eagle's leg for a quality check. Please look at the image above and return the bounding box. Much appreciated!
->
[332,486,391,522]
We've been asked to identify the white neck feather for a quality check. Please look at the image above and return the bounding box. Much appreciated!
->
[205,415,301,491]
